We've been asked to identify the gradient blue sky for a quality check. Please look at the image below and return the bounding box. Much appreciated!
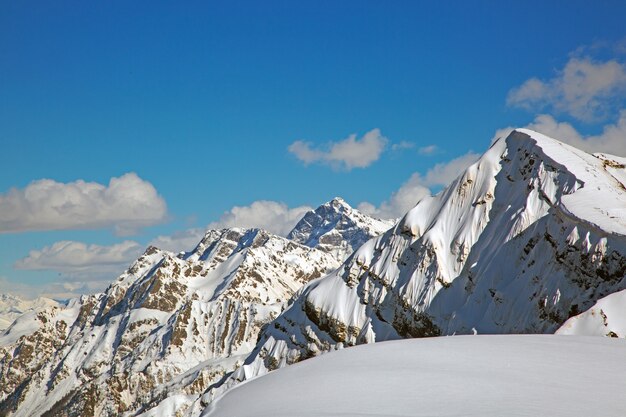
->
[2,1,626,298]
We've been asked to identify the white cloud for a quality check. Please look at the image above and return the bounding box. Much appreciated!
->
[391,141,415,151]
[491,126,516,143]
[208,200,312,236]
[418,145,439,156]
[359,152,480,219]
[0,276,110,300]
[150,228,206,253]
[8,240,143,299]
[358,175,431,220]
[149,200,317,256]
[15,240,143,277]
[507,56,626,121]
[493,111,626,157]
[419,153,482,187]
[288,129,388,170]
[0,173,167,235]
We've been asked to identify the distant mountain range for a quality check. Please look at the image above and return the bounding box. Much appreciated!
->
[0,197,390,416]
[0,294,58,332]
[1,129,626,416]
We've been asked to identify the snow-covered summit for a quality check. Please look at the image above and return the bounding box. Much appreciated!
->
[0,194,396,416]
[4,128,626,416]
[287,197,394,260]
[511,128,626,235]
[0,226,340,417]
[0,294,59,332]
[216,128,626,393]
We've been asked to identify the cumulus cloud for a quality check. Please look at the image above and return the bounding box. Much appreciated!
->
[391,141,415,151]
[207,200,312,236]
[357,175,430,220]
[493,111,626,157]
[507,56,626,121]
[0,276,110,300]
[288,129,388,170]
[419,153,482,187]
[359,152,480,219]
[418,145,439,156]
[148,200,315,254]
[150,228,206,253]
[0,173,167,235]
[15,240,143,276]
[9,240,144,299]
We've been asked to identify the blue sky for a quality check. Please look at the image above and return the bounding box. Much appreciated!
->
[2,1,626,298]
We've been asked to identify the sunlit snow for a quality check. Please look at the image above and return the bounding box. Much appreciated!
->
[205,335,626,417]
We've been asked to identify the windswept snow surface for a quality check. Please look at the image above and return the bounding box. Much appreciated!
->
[205,335,626,417]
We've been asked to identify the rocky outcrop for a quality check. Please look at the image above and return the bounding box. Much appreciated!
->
[0,228,339,417]
[212,129,626,399]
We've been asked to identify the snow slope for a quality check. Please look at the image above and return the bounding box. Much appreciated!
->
[0,294,59,332]
[216,129,626,393]
[0,199,387,417]
[204,335,626,417]
[557,289,626,337]
[0,229,339,417]
[4,129,626,416]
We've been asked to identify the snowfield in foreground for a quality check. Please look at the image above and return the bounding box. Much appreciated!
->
[204,335,626,417]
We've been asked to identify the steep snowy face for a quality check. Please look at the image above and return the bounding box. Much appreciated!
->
[204,336,626,417]
[0,298,82,404]
[287,197,394,261]
[0,228,339,417]
[0,294,59,331]
[220,129,626,390]
[556,289,626,338]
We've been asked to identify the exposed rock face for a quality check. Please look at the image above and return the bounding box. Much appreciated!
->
[0,198,387,417]
[0,229,339,417]
[213,129,626,397]
[5,129,626,416]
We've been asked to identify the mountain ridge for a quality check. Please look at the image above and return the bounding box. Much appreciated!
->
[0,199,388,417]
[210,129,626,399]
[287,197,394,261]
[3,129,626,416]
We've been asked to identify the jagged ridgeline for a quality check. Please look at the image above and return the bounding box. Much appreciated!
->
[208,129,626,402]
[2,129,626,417]
[0,200,391,416]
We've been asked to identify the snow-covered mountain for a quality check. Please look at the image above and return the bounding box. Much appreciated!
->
[4,129,626,416]
[287,197,394,261]
[0,294,59,331]
[215,129,626,394]
[204,335,626,417]
[0,199,386,417]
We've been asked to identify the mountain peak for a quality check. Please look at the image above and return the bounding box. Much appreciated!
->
[221,129,626,394]
[327,196,349,208]
[287,197,394,260]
